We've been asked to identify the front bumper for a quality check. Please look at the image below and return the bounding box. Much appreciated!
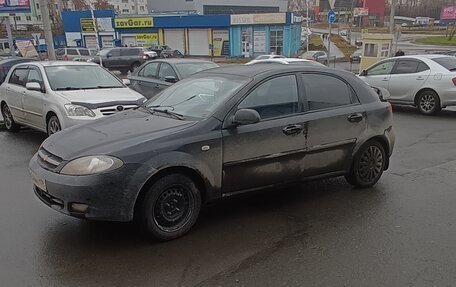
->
[29,154,150,222]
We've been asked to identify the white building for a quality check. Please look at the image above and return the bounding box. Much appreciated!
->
[111,0,148,15]
[8,0,75,28]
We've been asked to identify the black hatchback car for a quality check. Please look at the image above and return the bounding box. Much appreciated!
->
[30,65,395,240]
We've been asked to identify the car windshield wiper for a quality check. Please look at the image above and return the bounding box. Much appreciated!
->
[449,68,456,71]
[150,107,184,120]
[55,87,82,91]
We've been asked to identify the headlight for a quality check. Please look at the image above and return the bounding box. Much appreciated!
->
[65,104,96,117]
[60,155,123,176]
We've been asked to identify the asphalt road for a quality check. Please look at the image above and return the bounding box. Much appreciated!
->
[1,106,456,286]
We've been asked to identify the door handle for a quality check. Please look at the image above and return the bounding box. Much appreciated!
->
[416,76,424,80]
[382,78,389,81]
[348,113,364,123]
[154,84,160,89]
[282,124,303,136]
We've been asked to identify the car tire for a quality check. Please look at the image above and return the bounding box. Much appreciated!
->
[416,90,441,115]
[1,103,20,132]
[345,140,386,188]
[130,62,141,72]
[140,174,202,241]
[47,115,61,136]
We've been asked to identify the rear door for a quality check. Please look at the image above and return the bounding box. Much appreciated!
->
[361,59,395,90]
[105,49,120,69]
[66,48,79,60]
[22,66,46,130]
[129,61,160,99]
[388,59,431,103]
[5,66,29,122]
[300,73,367,176]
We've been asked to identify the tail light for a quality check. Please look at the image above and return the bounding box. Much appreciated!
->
[387,102,393,113]
[452,77,456,86]
[143,55,148,60]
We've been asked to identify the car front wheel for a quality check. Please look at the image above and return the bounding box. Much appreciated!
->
[417,90,441,115]
[47,115,61,136]
[140,174,202,241]
[1,103,20,132]
[345,140,386,188]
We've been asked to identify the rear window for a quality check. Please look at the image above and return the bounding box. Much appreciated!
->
[79,49,90,56]
[432,57,456,71]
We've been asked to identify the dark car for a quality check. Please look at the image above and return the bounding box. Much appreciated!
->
[30,65,395,241]
[128,59,219,99]
[443,50,456,57]
[91,47,149,74]
[350,49,362,62]
[0,57,39,84]
[149,45,184,58]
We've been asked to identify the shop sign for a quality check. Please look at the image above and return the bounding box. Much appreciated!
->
[97,17,114,32]
[212,30,229,56]
[114,17,153,28]
[135,33,158,45]
[353,8,369,17]
[81,18,96,32]
[231,13,286,25]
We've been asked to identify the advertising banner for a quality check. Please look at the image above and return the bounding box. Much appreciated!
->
[354,7,369,17]
[441,6,456,20]
[81,18,96,32]
[212,30,229,56]
[114,17,153,28]
[16,40,38,58]
[0,0,30,13]
[253,30,266,53]
[135,33,158,46]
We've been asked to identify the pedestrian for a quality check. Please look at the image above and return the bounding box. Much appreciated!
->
[395,49,405,57]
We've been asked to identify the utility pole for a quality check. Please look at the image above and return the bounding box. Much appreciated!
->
[39,0,56,60]
[389,0,395,34]
[4,17,15,57]
[306,0,309,52]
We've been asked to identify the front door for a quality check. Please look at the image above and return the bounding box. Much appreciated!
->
[156,62,178,94]
[22,67,45,130]
[388,59,431,103]
[361,59,395,91]
[300,73,367,175]
[129,62,160,99]
[222,74,306,194]
[5,66,29,122]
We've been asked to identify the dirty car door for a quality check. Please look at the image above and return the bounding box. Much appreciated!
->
[222,74,307,194]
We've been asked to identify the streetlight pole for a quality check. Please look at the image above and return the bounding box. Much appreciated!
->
[306,0,309,52]
[389,0,395,34]
[89,7,102,67]
[39,0,56,60]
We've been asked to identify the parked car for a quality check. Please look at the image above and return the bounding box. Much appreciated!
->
[56,48,94,61]
[359,55,456,115]
[129,59,219,99]
[30,64,394,240]
[0,57,39,84]
[91,47,149,74]
[443,50,456,57]
[350,49,362,62]
[148,45,172,57]
[254,54,285,60]
[148,45,183,58]
[143,50,158,60]
[246,58,326,67]
[300,50,328,65]
[0,61,145,136]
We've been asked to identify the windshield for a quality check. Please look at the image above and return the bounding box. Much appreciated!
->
[432,57,456,71]
[145,75,249,119]
[175,62,219,79]
[45,65,124,91]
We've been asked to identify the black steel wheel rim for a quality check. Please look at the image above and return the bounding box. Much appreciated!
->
[2,105,13,129]
[358,146,383,183]
[153,185,194,232]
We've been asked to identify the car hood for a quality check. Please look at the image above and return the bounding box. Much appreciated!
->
[43,109,197,160]
[55,87,145,104]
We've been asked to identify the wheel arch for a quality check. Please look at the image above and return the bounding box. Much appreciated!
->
[133,166,208,220]
[414,87,439,106]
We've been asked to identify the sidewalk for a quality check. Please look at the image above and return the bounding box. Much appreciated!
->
[321,34,346,60]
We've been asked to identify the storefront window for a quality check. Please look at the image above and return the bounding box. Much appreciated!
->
[270,26,283,55]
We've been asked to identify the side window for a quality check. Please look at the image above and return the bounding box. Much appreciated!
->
[238,75,299,119]
[121,48,140,56]
[56,49,65,56]
[367,61,395,76]
[416,61,430,73]
[301,74,352,111]
[109,49,120,57]
[27,68,43,85]
[392,60,419,74]
[158,63,177,80]
[67,49,78,55]
[139,62,159,78]
[8,68,28,87]
[79,49,90,56]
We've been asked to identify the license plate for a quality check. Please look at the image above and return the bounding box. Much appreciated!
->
[30,170,46,192]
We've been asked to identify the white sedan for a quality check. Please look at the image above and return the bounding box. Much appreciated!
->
[246,58,327,67]
[0,61,145,136]
[359,55,456,115]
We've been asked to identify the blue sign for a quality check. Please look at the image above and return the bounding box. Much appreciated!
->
[327,9,336,24]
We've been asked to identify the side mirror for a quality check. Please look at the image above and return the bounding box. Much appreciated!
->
[360,70,367,76]
[232,109,260,126]
[106,53,112,58]
[26,82,42,92]
[164,76,178,83]
[122,79,131,86]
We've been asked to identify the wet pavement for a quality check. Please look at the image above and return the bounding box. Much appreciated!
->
[1,106,456,286]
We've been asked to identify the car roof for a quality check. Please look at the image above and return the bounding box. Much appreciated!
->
[201,64,335,78]
[246,58,325,66]
[154,59,216,64]
[392,54,452,60]
[0,57,39,65]
[18,61,100,67]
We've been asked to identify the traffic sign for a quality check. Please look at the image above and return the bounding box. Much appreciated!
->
[327,9,336,24]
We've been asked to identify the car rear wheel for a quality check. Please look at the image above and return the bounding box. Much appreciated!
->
[47,115,61,136]
[140,174,202,241]
[130,62,141,72]
[1,103,20,132]
[417,90,441,115]
[345,140,386,188]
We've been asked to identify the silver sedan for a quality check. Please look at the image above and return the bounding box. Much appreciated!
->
[359,55,456,115]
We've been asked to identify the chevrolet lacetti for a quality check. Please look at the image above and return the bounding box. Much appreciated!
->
[29,65,395,240]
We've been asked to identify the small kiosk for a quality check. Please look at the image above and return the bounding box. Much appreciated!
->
[359,33,393,73]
